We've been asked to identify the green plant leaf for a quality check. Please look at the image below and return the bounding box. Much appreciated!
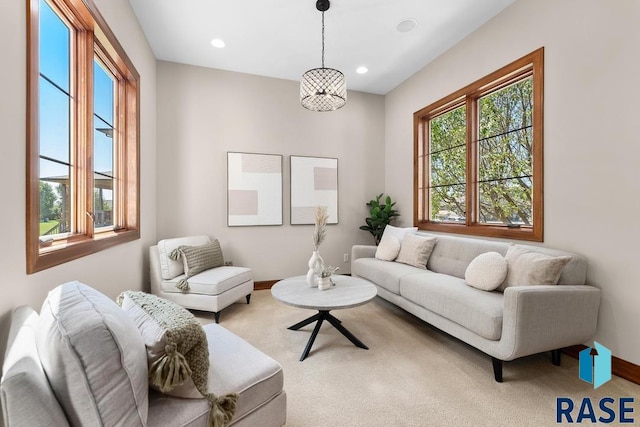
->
[359,193,401,245]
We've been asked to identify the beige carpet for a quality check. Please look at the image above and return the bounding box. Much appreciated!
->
[197,290,639,427]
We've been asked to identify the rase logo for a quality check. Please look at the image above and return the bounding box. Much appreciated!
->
[556,342,635,424]
[579,341,611,389]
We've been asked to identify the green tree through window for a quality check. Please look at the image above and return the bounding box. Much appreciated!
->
[415,48,544,241]
[478,78,533,225]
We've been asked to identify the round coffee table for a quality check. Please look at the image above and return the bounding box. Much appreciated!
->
[271,275,377,361]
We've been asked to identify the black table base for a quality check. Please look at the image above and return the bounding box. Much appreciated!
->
[288,310,368,361]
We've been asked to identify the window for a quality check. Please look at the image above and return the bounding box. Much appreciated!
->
[414,48,543,241]
[27,0,140,273]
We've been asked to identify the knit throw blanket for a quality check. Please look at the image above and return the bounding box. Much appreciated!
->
[118,291,238,427]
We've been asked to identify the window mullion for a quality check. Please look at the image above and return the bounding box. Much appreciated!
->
[76,29,94,237]
[114,80,126,229]
[465,96,476,226]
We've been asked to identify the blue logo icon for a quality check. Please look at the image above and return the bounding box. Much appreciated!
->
[579,342,611,389]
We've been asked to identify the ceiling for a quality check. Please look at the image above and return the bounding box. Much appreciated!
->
[128,0,516,95]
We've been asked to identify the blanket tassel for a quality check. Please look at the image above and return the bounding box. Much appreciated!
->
[207,393,238,427]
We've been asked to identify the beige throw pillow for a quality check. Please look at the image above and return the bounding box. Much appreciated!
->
[465,252,507,291]
[375,235,401,261]
[169,240,225,290]
[395,234,437,269]
[499,244,572,291]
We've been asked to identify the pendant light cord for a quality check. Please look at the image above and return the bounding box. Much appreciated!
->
[321,11,325,68]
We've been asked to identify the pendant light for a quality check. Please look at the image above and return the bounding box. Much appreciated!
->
[300,0,347,112]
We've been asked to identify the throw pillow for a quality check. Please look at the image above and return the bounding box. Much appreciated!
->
[35,281,148,427]
[465,252,508,291]
[499,244,572,291]
[380,224,418,244]
[395,234,437,269]
[157,235,212,280]
[375,235,401,261]
[118,291,238,426]
[170,240,225,290]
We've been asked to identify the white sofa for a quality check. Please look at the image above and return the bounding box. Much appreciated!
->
[1,282,286,426]
[351,232,601,382]
[150,235,254,323]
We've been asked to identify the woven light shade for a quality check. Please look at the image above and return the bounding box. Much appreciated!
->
[300,67,347,112]
[300,0,346,112]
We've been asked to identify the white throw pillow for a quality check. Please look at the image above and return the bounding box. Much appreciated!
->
[380,224,418,244]
[499,244,572,291]
[375,235,401,261]
[395,234,437,269]
[465,252,508,291]
[35,281,148,427]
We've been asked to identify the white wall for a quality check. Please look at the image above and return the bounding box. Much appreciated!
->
[385,0,640,364]
[156,61,385,280]
[0,0,157,368]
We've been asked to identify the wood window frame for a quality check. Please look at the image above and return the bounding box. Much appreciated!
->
[414,48,544,242]
[27,0,140,274]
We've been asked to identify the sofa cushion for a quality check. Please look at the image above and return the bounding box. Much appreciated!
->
[499,244,572,291]
[352,257,430,295]
[162,266,253,295]
[465,252,507,291]
[35,281,148,426]
[147,323,284,426]
[395,234,437,269]
[399,273,504,340]
[118,291,210,399]
[0,306,68,427]
[375,235,400,261]
[158,235,212,280]
[424,233,508,278]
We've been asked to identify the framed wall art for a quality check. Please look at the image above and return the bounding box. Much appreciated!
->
[290,155,338,225]
[227,152,283,226]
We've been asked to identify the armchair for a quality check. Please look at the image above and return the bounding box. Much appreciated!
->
[150,235,253,322]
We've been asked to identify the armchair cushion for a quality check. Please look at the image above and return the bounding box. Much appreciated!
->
[162,267,253,296]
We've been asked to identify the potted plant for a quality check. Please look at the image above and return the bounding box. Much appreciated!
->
[317,265,339,291]
[359,194,400,245]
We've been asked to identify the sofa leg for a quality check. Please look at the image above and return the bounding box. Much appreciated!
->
[214,312,220,323]
[552,349,562,366]
[492,357,503,383]
[246,294,251,304]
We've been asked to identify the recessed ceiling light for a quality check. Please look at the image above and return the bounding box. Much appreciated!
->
[356,66,368,74]
[396,18,418,33]
[210,38,226,48]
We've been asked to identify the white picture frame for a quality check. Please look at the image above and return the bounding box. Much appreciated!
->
[227,152,283,226]
[290,155,338,225]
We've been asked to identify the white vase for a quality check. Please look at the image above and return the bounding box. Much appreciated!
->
[317,276,331,291]
[306,250,324,287]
